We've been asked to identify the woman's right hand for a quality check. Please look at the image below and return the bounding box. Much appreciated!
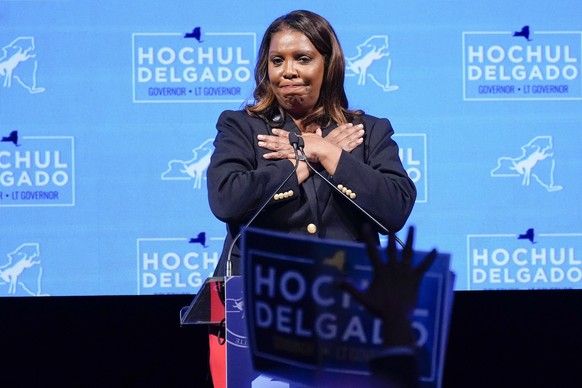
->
[324,123,364,153]
[299,123,364,176]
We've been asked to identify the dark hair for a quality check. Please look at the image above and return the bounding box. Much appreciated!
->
[246,10,362,129]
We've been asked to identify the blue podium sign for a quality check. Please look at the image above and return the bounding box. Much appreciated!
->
[234,227,454,388]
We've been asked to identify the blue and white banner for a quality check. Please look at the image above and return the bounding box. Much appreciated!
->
[1,0,580,296]
[239,227,454,388]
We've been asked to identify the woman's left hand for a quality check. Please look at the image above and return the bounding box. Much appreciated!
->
[258,128,296,160]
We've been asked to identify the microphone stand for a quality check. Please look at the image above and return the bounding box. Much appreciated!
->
[225,130,405,277]
[296,139,405,248]
[225,136,302,277]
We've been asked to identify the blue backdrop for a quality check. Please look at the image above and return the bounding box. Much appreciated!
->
[1,0,581,296]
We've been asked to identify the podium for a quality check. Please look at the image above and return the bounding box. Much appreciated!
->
[181,227,455,388]
[180,276,225,326]
[180,276,276,386]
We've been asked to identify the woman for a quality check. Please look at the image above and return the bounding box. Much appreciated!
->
[206,10,416,387]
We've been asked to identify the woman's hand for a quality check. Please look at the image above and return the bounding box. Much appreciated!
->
[258,122,364,176]
[258,128,295,160]
[324,123,364,153]
[258,128,310,183]
[258,122,364,160]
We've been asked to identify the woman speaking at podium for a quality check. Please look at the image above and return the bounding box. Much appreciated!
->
[206,9,416,387]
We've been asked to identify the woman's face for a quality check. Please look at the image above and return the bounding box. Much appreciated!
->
[268,29,325,120]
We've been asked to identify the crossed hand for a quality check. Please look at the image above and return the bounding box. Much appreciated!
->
[257,122,365,162]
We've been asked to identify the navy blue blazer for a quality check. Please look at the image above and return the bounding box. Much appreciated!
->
[207,110,416,275]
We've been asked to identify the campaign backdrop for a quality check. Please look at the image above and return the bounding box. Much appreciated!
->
[1,0,581,296]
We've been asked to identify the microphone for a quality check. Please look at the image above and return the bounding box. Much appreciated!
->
[289,131,304,151]
[289,131,301,148]
[224,133,302,277]
[288,131,304,163]
[297,140,405,247]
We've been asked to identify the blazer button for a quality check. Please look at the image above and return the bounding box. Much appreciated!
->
[307,223,317,234]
